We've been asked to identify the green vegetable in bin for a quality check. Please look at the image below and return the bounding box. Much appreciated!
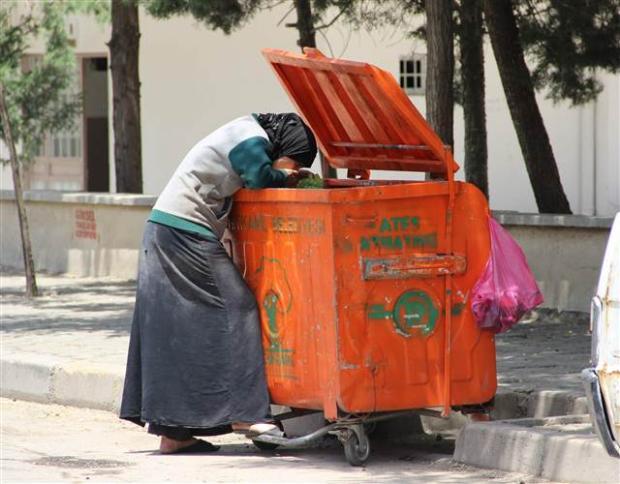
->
[296,174,324,189]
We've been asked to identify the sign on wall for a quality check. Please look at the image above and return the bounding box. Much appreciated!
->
[74,208,98,240]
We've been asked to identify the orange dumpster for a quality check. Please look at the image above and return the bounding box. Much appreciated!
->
[229,48,496,465]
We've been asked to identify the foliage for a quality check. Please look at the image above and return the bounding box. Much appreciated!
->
[296,173,324,188]
[338,0,423,36]
[145,0,263,33]
[343,0,620,106]
[302,0,357,27]
[145,0,359,40]
[65,0,111,23]
[0,1,82,165]
[516,0,620,105]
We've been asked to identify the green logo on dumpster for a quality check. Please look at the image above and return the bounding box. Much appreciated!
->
[256,257,294,367]
[262,290,293,366]
[368,289,438,338]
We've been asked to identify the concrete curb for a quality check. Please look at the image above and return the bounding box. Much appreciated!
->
[454,415,620,483]
[494,389,588,419]
[421,389,588,434]
[1,354,587,422]
[0,354,123,413]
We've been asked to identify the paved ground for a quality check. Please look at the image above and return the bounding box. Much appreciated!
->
[495,310,590,393]
[0,271,591,395]
[0,398,551,483]
[1,272,134,367]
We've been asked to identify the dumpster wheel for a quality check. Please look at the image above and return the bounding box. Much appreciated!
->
[339,424,370,466]
[250,409,443,464]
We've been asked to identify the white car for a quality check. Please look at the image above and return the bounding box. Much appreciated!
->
[582,213,620,458]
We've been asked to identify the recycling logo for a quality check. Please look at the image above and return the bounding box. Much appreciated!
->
[368,289,439,338]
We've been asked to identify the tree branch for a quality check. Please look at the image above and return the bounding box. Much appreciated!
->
[315,7,348,31]
[277,4,296,26]
[317,27,335,56]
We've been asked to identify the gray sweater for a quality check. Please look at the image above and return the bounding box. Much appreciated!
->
[152,115,286,239]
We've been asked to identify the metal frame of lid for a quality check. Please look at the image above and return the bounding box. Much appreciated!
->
[262,47,459,179]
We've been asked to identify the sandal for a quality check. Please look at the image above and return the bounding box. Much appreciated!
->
[161,439,220,454]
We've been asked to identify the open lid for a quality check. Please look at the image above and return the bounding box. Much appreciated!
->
[262,48,459,175]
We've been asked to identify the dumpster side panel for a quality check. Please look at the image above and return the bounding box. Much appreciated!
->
[232,182,496,418]
[332,182,495,413]
[450,183,496,404]
[230,199,339,417]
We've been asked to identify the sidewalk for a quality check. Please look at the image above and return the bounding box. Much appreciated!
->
[1,271,133,410]
[0,271,591,407]
[2,271,615,481]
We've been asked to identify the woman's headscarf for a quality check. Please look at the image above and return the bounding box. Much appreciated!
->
[256,113,317,167]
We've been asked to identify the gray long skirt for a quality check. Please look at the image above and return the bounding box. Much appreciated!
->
[120,221,270,432]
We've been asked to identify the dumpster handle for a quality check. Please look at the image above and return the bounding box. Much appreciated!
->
[241,242,248,278]
[345,215,377,225]
[442,147,457,417]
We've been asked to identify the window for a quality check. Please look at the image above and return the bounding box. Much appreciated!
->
[399,54,426,95]
[23,55,82,160]
[21,55,84,191]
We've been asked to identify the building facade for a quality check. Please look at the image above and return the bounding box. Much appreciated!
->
[2,4,619,216]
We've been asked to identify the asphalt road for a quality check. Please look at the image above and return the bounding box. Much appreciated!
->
[0,398,550,483]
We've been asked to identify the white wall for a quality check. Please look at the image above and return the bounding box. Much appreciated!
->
[138,12,300,194]
[0,147,11,189]
[594,72,620,216]
[1,192,612,311]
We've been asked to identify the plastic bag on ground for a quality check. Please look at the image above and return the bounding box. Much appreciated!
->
[471,217,544,333]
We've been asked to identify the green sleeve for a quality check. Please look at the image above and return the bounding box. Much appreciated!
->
[228,136,287,189]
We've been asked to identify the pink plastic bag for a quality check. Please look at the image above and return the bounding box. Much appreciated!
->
[471,217,544,333]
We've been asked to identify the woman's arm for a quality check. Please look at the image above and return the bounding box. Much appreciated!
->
[228,137,287,189]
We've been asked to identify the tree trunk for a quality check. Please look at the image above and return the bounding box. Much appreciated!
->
[425,0,454,149]
[483,0,571,213]
[459,0,488,198]
[0,84,38,298]
[293,0,336,178]
[109,0,143,193]
[293,0,316,48]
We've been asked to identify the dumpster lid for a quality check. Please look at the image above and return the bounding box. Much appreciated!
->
[262,48,459,175]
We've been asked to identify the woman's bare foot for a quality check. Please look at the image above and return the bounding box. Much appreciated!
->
[231,421,279,436]
[231,422,251,432]
[159,436,198,454]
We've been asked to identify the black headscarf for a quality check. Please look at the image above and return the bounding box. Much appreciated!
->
[255,113,317,167]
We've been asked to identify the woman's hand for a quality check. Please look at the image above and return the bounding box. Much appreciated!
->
[283,169,312,188]
[273,156,313,188]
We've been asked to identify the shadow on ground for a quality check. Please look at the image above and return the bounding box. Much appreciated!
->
[0,275,136,338]
[495,309,590,393]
